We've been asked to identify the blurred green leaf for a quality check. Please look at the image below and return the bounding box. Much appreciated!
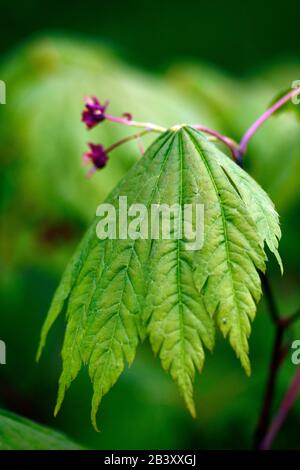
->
[0,409,83,450]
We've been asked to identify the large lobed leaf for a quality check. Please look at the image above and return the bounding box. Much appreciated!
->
[38,127,281,428]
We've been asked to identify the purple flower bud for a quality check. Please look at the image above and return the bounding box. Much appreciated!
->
[83,143,108,177]
[81,96,108,129]
[122,112,133,121]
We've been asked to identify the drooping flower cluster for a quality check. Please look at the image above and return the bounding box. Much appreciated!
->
[81,97,110,176]
[81,97,142,177]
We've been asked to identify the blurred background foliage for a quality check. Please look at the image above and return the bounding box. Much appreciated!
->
[0,0,300,450]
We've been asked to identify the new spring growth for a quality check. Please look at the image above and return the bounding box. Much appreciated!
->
[81,85,300,176]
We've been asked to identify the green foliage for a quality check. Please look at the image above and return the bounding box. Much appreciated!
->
[0,409,83,450]
[38,127,281,429]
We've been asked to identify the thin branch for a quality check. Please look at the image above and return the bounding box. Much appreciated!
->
[260,366,300,450]
[235,89,300,450]
[104,113,167,133]
[239,86,300,157]
[253,276,300,449]
[191,124,240,160]
[260,274,280,324]
[253,315,285,449]
[286,309,300,328]
[105,129,153,154]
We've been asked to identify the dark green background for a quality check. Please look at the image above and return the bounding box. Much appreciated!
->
[1,0,299,74]
[0,0,300,451]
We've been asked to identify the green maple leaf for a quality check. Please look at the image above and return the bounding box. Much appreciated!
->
[38,127,281,429]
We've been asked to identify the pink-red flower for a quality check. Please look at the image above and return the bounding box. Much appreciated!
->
[81,97,108,129]
[83,143,108,177]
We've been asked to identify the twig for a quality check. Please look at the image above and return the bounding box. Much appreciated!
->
[253,275,300,449]
[233,88,300,449]
[260,366,300,450]
[191,124,240,160]
[105,130,152,153]
[104,113,167,133]
[260,274,280,324]
[286,309,300,328]
[253,282,285,449]
[239,86,300,157]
